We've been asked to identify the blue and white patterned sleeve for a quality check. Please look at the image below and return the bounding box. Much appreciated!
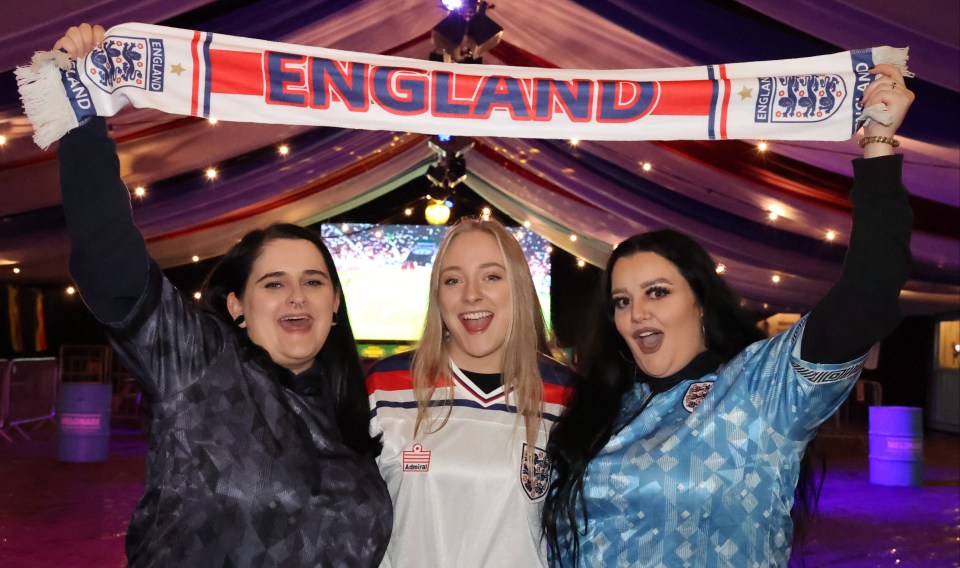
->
[738,315,866,441]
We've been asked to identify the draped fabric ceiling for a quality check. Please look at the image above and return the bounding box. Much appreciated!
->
[0,0,957,314]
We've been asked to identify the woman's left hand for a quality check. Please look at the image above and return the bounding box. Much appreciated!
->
[861,63,915,158]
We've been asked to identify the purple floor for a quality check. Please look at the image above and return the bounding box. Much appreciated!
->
[1,422,958,567]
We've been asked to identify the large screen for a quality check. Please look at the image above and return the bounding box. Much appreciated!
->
[321,223,551,342]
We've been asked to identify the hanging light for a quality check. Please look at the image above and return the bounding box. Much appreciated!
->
[641,162,652,172]
[576,259,586,268]
[133,186,146,198]
[825,230,837,241]
[757,141,769,152]
[0,134,7,145]
[771,274,781,284]
[192,255,200,263]
[278,144,290,156]
[425,200,452,225]
[715,262,727,275]
[205,167,218,180]
[66,286,76,295]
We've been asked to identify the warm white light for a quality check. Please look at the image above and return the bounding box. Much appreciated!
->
[133,186,146,197]
[825,230,837,241]
[0,135,6,145]
[12,267,20,274]
[341,223,349,232]
[771,274,781,284]
[193,291,202,300]
[715,262,727,275]
[425,200,451,225]
[404,208,413,216]
[757,141,769,152]
[205,167,218,179]
[523,220,531,228]
[642,162,652,172]
[481,207,492,216]
[515,231,524,240]
[66,286,76,295]
[441,0,462,9]
[569,234,578,242]
[208,117,218,125]
[763,303,769,309]
[768,205,785,221]
[278,145,289,156]
[191,255,200,263]
[374,230,383,238]
[546,246,553,253]
[569,138,580,146]
[576,259,586,268]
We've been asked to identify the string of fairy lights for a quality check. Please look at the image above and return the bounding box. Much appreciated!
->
[0,121,845,314]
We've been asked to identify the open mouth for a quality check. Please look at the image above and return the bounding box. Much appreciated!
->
[634,329,663,354]
[279,315,313,332]
[459,311,493,333]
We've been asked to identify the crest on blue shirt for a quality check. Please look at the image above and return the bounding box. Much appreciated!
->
[520,444,551,501]
[85,36,165,93]
[682,381,713,412]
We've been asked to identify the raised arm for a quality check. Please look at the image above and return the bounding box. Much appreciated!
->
[56,24,152,325]
[801,64,915,363]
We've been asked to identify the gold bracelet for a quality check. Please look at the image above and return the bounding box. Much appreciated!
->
[858,136,900,148]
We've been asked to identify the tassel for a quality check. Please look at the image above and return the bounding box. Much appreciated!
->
[15,50,79,150]
[856,46,912,129]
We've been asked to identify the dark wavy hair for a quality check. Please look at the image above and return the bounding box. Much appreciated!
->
[542,230,809,566]
[200,223,379,456]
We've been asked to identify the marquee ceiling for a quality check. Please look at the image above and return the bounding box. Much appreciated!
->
[0,0,957,314]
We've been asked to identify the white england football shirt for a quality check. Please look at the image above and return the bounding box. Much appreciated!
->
[367,352,574,567]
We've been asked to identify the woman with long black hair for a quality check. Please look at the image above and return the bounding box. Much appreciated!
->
[543,63,914,567]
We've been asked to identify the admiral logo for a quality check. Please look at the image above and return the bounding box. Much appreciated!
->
[682,381,713,412]
[754,74,846,124]
[402,443,431,472]
[792,361,863,384]
[86,36,165,94]
[520,443,551,501]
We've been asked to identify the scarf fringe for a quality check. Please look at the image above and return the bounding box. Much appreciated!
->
[15,50,77,150]
[859,46,912,128]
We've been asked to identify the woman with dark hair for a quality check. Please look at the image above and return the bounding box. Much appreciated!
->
[54,24,390,567]
[543,63,914,567]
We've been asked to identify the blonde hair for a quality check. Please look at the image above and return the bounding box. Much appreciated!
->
[411,217,549,450]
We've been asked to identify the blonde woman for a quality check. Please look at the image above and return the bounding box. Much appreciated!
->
[366,217,575,567]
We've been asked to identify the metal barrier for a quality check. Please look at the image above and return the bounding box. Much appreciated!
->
[1,357,60,441]
[59,345,111,384]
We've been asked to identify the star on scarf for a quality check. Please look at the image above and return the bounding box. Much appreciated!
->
[170,63,186,76]
[737,86,753,100]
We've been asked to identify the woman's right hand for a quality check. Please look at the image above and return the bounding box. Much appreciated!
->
[53,24,105,59]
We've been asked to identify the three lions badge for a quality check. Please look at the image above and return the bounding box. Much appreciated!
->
[520,444,551,500]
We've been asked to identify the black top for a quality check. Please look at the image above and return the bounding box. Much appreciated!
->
[59,118,392,567]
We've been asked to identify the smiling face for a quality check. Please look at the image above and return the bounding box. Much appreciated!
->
[436,230,513,374]
[226,238,340,375]
[611,251,706,378]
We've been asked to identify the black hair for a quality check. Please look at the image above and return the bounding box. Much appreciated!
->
[543,230,786,566]
[200,223,379,456]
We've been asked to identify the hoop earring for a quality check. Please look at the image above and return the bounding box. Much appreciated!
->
[331,312,339,326]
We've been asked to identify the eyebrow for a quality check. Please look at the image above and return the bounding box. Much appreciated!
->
[611,277,672,295]
[440,261,506,274]
[254,269,329,284]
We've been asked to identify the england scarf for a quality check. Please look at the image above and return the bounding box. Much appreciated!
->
[16,23,909,149]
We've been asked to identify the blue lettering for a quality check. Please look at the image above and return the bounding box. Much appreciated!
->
[597,80,656,122]
[310,58,367,110]
[473,76,530,119]
[266,52,306,106]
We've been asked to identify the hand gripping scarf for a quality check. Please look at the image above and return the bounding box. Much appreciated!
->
[16,23,909,149]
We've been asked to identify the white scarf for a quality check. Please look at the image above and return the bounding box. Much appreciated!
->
[16,23,908,149]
